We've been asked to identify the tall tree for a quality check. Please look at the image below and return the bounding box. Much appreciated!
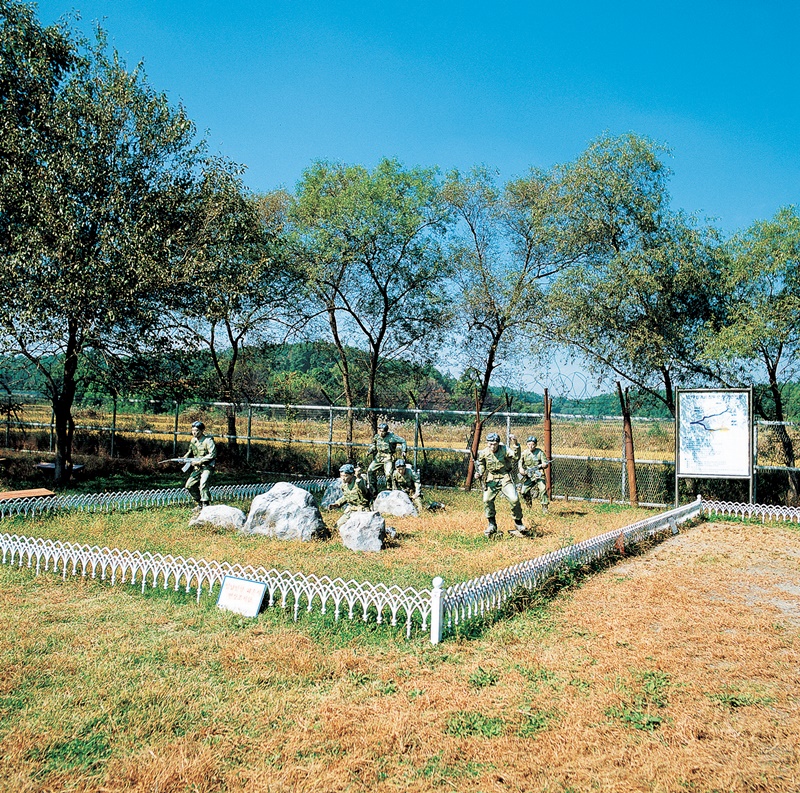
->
[700,206,800,502]
[166,163,293,453]
[291,158,452,437]
[546,133,725,416]
[443,166,578,484]
[0,10,203,483]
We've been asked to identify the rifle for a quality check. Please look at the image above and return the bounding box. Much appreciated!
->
[466,435,487,492]
[159,457,205,473]
[525,459,553,479]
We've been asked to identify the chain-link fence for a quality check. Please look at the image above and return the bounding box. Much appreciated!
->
[2,395,799,506]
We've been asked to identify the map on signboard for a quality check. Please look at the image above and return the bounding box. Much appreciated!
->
[677,390,750,478]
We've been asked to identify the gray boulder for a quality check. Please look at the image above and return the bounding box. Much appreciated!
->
[338,510,386,552]
[320,479,343,509]
[373,489,418,517]
[243,482,328,541]
[189,504,246,531]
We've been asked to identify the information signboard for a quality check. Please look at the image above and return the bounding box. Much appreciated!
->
[217,575,268,618]
[676,389,752,478]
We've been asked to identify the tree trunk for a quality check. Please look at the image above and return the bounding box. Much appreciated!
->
[52,323,80,486]
[769,376,799,504]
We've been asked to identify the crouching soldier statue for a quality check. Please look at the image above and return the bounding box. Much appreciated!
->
[328,463,373,528]
[518,435,550,514]
[389,458,424,513]
[184,420,216,513]
[366,422,407,496]
[475,432,527,538]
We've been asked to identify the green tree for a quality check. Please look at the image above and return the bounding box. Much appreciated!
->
[0,10,203,483]
[700,206,800,502]
[291,158,452,440]
[166,163,293,453]
[546,133,725,416]
[443,166,578,485]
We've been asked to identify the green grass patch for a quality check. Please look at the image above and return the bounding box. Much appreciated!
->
[445,711,506,738]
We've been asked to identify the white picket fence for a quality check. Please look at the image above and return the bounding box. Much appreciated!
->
[0,480,718,641]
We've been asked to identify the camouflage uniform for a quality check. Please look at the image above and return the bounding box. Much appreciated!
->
[519,444,549,510]
[330,477,373,528]
[184,433,217,506]
[390,465,424,513]
[476,440,523,523]
[367,429,407,494]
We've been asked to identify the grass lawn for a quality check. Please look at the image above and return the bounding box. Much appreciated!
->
[1,493,798,792]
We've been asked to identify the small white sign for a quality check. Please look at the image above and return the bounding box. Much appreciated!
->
[217,575,267,618]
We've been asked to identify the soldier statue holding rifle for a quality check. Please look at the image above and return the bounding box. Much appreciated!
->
[518,435,550,514]
[161,420,217,513]
[474,432,527,538]
[366,422,407,496]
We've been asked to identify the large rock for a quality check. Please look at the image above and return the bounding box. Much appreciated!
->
[320,479,343,509]
[373,489,418,517]
[338,511,386,552]
[189,504,246,531]
[243,482,328,541]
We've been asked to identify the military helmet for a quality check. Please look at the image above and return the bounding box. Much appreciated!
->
[339,463,355,475]
[486,432,501,443]
[378,422,389,431]
[527,436,537,444]
[395,458,406,468]
[191,420,205,430]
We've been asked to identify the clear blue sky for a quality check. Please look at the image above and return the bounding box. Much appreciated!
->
[32,0,799,236]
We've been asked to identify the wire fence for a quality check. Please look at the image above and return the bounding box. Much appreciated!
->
[3,396,800,505]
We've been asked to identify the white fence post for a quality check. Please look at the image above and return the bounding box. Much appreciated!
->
[430,576,444,645]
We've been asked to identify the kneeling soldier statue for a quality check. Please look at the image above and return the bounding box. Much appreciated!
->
[475,432,527,538]
[390,458,424,513]
[328,463,373,528]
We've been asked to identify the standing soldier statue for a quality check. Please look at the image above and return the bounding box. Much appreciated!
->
[184,420,217,513]
[475,432,527,538]
[328,463,373,527]
[518,435,550,514]
[366,422,407,496]
[389,458,424,513]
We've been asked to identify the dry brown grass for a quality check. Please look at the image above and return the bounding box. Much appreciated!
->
[1,511,798,792]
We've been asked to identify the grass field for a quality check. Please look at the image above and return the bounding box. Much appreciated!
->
[1,494,798,792]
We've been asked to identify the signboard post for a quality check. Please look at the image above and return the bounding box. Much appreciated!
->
[675,388,753,506]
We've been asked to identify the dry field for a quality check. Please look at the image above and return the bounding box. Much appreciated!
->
[0,504,798,792]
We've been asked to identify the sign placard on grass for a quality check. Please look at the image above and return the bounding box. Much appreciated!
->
[217,575,267,618]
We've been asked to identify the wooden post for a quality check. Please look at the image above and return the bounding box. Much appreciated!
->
[172,402,180,457]
[544,388,553,501]
[617,382,638,507]
[110,395,117,458]
[327,406,334,476]
[247,406,253,463]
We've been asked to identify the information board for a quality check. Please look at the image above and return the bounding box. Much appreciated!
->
[676,389,752,478]
[217,575,268,618]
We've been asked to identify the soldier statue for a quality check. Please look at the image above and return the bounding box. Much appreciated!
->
[389,458,424,513]
[518,435,550,514]
[475,432,527,538]
[184,420,217,513]
[328,463,374,528]
[366,422,407,496]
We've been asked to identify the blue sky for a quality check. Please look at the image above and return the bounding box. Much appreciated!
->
[32,0,799,236]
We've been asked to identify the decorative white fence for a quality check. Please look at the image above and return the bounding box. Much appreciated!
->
[702,499,800,524]
[0,533,433,638]
[0,479,713,641]
[0,479,332,519]
[431,497,703,641]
